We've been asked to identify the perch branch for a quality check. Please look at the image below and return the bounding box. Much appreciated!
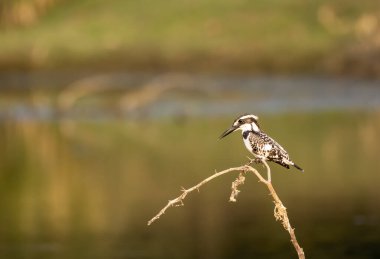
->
[147,160,305,259]
[147,166,248,226]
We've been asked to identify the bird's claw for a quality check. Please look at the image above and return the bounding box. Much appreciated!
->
[247,157,263,165]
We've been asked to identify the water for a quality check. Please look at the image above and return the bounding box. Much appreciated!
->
[0,73,380,258]
[1,72,380,120]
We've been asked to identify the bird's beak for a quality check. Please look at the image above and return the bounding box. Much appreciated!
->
[219,126,238,139]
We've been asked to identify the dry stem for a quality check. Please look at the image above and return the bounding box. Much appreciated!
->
[229,172,246,202]
[147,160,305,259]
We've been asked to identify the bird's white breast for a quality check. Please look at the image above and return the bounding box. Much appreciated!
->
[242,132,255,154]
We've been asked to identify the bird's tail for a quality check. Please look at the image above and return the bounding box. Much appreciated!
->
[292,163,304,172]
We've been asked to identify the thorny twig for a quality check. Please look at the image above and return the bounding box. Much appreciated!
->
[147,159,305,259]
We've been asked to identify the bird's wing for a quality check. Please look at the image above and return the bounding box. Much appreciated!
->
[262,133,290,159]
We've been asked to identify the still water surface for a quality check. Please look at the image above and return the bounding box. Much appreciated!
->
[1,73,380,119]
[0,74,379,258]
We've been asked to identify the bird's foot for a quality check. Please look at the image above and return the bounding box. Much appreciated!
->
[247,156,264,165]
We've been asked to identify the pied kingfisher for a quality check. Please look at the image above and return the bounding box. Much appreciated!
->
[219,114,304,172]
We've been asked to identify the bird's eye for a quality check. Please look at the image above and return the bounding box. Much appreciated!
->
[238,119,243,124]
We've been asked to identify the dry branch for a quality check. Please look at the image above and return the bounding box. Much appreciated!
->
[147,160,305,259]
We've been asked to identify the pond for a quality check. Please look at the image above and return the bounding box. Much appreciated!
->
[0,73,379,258]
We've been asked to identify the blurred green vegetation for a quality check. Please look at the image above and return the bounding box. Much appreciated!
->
[1,0,380,75]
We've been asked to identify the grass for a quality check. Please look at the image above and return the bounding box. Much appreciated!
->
[1,0,379,73]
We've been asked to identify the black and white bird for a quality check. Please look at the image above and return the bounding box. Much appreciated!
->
[219,114,304,172]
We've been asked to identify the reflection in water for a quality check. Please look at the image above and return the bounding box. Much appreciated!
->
[1,73,380,121]
[0,112,379,258]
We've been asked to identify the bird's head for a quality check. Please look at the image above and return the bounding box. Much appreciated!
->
[219,114,260,139]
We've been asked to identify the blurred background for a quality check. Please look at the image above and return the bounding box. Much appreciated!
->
[1,0,380,258]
